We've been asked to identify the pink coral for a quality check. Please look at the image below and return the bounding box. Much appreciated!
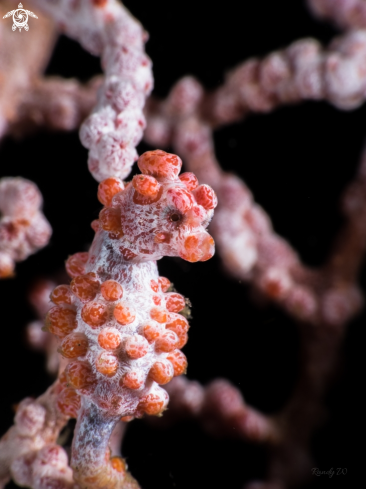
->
[0,384,71,489]
[0,178,51,278]
[30,0,152,181]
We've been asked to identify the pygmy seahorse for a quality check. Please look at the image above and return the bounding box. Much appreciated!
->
[45,150,217,488]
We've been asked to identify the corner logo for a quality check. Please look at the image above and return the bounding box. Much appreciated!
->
[3,3,38,32]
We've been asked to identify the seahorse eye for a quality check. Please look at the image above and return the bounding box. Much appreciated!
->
[170,213,181,222]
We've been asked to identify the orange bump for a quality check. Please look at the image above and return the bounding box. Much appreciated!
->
[45,306,77,337]
[142,322,162,343]
[99,207,124,237]
[181,234,202,262]
[65,361,95,389]
[149,360,174,385]
[200,235,215,261]
[96,352,119,377]
[59,370,68,387]
[114,302,136,325]
[150,280,159,292]
[166,315,189,335]
[150,306,168,323]
[167,316,189,348]
[71,273,100,302]
[98,177,124,207]
[98,327,122,350]
[132,185,163,206]
[158,277,171,292]
[81,301,109,328]
[59,333,88,358]
[50,285,73,305]
[56,388,81,418]
[153,295,162,306]
[165,293,185,312]
[179,172,199,191]
[120,369,145,390]
[166,187,194,214]
[186,204,207,226]
[101,280,123,302]
[110,457,126,474]
[125,335,149,359]
[155,330,177,353]
[167,350,188,376]
[132,174,161,197]
[138,389,169,416]
[175,331,188,349]
[180,232,215,262]
[138,150,182,180]
[193,184,218,210]
[65,252,89,278]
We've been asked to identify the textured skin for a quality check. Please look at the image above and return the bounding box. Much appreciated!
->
[45,150,217,489]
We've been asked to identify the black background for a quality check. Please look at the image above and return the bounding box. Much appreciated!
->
[0,1,365,488]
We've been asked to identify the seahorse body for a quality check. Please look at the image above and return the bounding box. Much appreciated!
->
[45,150,217,489]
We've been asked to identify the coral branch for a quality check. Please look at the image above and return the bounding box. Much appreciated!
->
[0,178,52,278]
[0,1,57,136]
[0,382,70,489]
[31,0,152,181]
[9,76,102,137]
[308,0,366,29]
[144,30,366,150]
[159,377,280,445]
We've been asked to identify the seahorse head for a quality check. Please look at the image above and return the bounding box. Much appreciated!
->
[96,150,217,262]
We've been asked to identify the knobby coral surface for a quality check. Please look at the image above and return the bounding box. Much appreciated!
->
[0,0,365,488]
